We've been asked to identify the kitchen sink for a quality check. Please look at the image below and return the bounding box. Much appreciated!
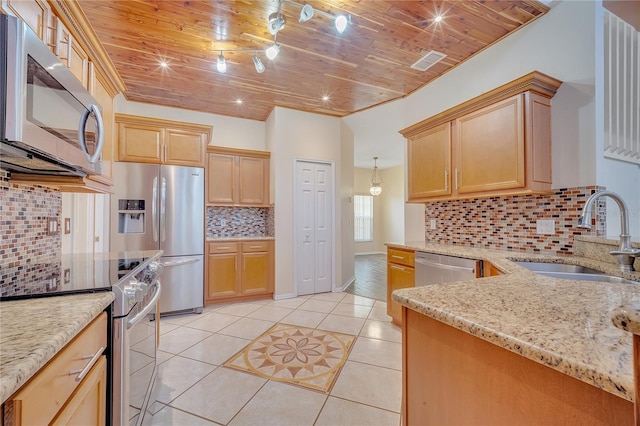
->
[514,261,639,285]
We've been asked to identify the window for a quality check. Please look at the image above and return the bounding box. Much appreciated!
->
[354,194,373,242]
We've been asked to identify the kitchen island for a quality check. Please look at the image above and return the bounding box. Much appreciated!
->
[391,242,639,424]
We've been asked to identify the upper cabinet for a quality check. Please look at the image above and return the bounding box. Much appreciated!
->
[115,114,212,167]
[401,72,562,203]
[207,146,270,207]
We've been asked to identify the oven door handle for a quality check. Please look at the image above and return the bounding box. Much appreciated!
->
[161,258,199,268]
[128,282,162,329]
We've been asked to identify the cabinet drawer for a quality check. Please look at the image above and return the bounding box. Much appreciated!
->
[208,242,239,254]
[387,248,415,267]
[242,241,271,252]
[10,312,107,425]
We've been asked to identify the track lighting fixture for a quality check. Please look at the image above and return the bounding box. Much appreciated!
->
[216,53,227,73]
[299,4,314,23]
[334,15,349,33]
[265,43,280,60]
[253,54,265,73]
[267,11,286,35]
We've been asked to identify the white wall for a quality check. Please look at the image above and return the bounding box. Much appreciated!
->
[114,95,266,151]
[353,167,385,254]
[340,121,355,287]
[381,166,406,246]
[267,107,353,297]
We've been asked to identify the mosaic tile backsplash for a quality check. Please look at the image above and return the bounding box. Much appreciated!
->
[207,206,274,238]
[0,171,62,296]
[424,186,606,255]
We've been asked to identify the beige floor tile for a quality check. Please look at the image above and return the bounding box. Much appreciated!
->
[217,317,275,340]
[368,307,393,322]
[170,368,266,424]
[341,294,377,307]
[229,381,327,426]
[158,322,179,335]
[374,300,388,310]
[315,397,400,426]
[297,299,339,314]
[147,405,220,425]
[348,337,402,370]
[265,297,307,309]
[156,350,174,365]
[331,302,373,319]
[246,305,293,322]
[279,310,327,328]
[150,356,216,405]
[360,320,402,343]
[330,361,402,413]
[309,291,347,303]
[160,312,207,326]
[318,314,366,336]
[158,327,213,354]
[180,333,251,366]
[184,312,241,333]
[216,302,264,317]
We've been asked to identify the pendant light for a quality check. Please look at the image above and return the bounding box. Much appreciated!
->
[216,53,227,73]
[369,157,383,196]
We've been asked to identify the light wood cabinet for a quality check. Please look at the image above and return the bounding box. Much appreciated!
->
[115,114,212,167]
[402,72,561,202]
[4,312,108,426]
[402,308,632,425]
[1,0,51,40]
[206,240,274,305]
[386,246,415,326]
[207,146,270,207]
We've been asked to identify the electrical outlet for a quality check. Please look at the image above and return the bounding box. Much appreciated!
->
[221,219,227,227]
[430,219,436,230]
[47,217,59,235]
[536,219,555,235]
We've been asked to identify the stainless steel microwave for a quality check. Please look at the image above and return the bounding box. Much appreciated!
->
[0,14,104,176]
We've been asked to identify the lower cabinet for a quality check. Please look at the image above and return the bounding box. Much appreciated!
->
[206,240,274,305]
[387,246,415,326]
[4,312,107,425]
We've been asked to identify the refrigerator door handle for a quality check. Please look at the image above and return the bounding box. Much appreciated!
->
[160,176,167,243]
[152,176,158,242]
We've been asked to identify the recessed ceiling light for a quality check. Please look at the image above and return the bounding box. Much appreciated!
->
[235,99,243,105]
[160,61,168,68]
[434,15,443,23]
[322,95,330,102]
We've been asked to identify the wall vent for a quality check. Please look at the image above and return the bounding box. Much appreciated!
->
[604,11,640,164]
[410,50,446,71]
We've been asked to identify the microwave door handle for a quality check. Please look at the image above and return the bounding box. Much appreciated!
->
[152,176,158,242]
[78,104,105,163]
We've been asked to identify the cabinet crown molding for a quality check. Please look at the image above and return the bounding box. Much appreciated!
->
[400,71,562,138]
[207,145,271,159]
[115,113,213,141]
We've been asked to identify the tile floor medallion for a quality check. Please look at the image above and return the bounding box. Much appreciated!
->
[224,323,356,393]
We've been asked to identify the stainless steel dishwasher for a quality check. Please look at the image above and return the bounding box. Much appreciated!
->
[415,251,480,285]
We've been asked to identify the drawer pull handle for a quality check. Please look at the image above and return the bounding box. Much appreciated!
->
[390,265,405,271]
[69,346,104,382]
[249,245,262,249]
[217,246,230,250]
[391,255,404,259]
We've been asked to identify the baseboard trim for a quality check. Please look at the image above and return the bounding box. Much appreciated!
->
[273,292,298,300]
[336,275,355,292]
[355,251,386,256]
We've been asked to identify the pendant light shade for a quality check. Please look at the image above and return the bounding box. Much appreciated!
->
[335,15,349,33]
[369,157,383,196]
[265,43,280,60]
[299,4,314,23]
[253,55,266,73]
[216,53,227,73]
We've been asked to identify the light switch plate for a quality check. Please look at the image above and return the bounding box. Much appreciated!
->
[430,219,436,230]
[536,219,555,235]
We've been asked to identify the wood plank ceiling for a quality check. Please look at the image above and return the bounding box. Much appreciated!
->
[78,0,549,121]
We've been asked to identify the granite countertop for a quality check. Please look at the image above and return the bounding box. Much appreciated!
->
[389,241,640,402]
[206,236,275,241]
[0,292,115,404]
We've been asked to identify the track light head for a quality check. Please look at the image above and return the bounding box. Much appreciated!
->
[253,54,266,73]
[299,4,314,23]
[216,53,227,73]
[335,14,349,33]
[265,44,280,60]
[267,12,286,35]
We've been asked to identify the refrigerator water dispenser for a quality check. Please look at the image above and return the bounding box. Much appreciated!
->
[118,199,145,234]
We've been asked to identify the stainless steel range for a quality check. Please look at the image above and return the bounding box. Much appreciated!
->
[0,250,163,426]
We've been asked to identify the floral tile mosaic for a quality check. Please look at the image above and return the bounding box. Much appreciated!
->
[424,186,606,255]
[224,323,356,393]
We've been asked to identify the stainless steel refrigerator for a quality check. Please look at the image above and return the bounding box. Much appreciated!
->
[110,162,204,315]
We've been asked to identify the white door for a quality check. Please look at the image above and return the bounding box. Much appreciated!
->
[296,160,333,295]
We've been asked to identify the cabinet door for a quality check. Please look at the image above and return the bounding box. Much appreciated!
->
[408,122,451,200]
[164,128,206,167]
[54,19,89,88]
[241,251,271,295]
[89,73,114,184]
[238,156,268,205]
[387,263,415,325]
[207,153,236,204]
[51,356,107,426]
[2,0,50,40]
[117,123,162,163]
[207,253,239,300]
[455,95,524,194]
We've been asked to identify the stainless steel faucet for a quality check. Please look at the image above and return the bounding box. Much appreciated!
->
[577,190,640,271]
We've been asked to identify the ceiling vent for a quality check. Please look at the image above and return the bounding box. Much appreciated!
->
[410,50,446,71]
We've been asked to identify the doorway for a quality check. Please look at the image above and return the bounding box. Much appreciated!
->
[294,160,334,295]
